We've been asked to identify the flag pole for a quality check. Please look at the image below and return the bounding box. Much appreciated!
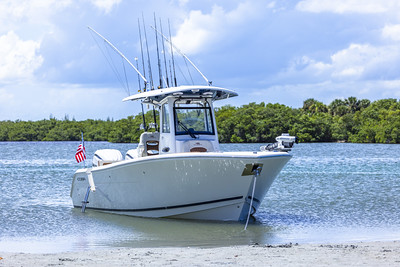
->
[81,131,86,168]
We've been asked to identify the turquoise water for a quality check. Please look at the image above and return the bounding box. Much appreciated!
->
[0,142,399,253]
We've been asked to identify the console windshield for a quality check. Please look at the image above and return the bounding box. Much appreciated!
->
[174,103,215,136]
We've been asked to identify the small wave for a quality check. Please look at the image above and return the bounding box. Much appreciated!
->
[0,159,75,166]
[291,156,399,164]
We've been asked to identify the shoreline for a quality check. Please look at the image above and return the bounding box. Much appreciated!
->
[1,241,399,266]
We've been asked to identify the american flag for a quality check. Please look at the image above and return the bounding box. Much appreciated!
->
[75,143,86,163]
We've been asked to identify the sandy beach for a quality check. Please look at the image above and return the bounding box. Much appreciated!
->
[0,241,399,266]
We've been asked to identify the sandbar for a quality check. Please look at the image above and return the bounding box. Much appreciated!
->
[0,241,399,266]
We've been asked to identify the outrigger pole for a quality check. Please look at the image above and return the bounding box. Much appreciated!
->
[150,25,212,86]
[87,26,148,85]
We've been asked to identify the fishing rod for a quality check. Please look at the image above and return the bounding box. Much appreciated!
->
[138,19,147,92]
[135,22,146,129]
[142,14,157,131]
[154,13,163,89]
[142,14,154,90]
[151,24,212,86]
[168,19,178,87]
[87,26,147,85]
[169,60,173,88]
[136,58,147,131]
[160,18,170,87]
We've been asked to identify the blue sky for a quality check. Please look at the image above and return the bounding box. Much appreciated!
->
[1,0,400,120]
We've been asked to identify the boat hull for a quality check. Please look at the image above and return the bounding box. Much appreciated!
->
[70,151,291,221]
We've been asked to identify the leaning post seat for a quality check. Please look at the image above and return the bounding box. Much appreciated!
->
[138,132,160,157]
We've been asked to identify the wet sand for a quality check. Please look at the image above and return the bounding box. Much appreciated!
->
[0,241,399,266]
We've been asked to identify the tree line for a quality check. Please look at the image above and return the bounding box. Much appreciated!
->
[1,97,399,143]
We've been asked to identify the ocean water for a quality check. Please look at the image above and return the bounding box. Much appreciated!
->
[0,142,399,253]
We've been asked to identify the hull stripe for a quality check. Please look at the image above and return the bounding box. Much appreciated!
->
[74,196,243,212]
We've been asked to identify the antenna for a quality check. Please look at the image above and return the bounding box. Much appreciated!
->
[151,24,211,86]
[160,18,170,87]
[87,26,147,84]
[154,13,163,89]
[168,19,178,87]
[142,14,154,90]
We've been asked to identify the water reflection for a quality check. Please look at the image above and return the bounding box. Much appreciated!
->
[70,209,278,250]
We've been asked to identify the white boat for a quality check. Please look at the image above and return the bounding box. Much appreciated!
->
[70,25,296,222]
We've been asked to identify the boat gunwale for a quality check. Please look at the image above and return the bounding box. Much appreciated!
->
[75,151,292,173]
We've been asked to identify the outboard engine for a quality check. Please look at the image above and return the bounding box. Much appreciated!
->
[261,133,297,152]
[92,149,123,167]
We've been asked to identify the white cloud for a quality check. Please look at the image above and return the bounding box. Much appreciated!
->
[382,24,400,41]
[173,9,217,54]
[288,56,330,75]
[172,1,265,55]
[0,31,43,81]
[330,44,370,78]
[267,2,275,9]
[283,43,400,82]
[177,0,189,6]
[0,0,71,83]
[296,0,399,14]
[331,44,400,79]
[0,0,71,31]
[89,0,121,13]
